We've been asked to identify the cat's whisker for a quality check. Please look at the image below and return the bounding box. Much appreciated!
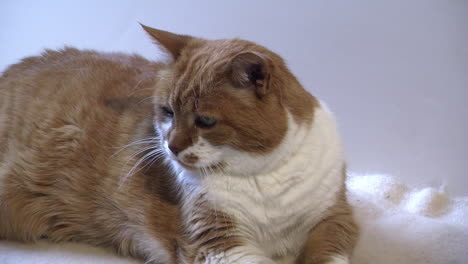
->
[119,144,164,179]
[143,152,167,173]
[123,145,159,163]
[215,164,226,177]
[110,136,159,155]
[136,95,162,105]
[200,167,207,177]
[111,141,157,156]
[129,86,158,95]
[125,78,147,96]
[119,148,162,187]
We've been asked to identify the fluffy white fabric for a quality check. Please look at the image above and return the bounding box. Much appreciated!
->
[1,174,466,264]
[348,174,468,264]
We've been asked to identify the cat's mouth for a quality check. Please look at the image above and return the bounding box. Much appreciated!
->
[163,141,224,172]
[166,152,201,171]
[176,159,199,170]
[166,151,195,167]
[171,156,224,173]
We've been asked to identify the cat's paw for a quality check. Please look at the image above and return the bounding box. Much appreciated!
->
[199,246,277,264]
[325,255,349,264]
[235,255,277,264]
[203,252,276,264]
[275,256,296,264]
[255,259,278,264]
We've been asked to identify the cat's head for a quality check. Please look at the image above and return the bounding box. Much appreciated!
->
[142,25,316,176]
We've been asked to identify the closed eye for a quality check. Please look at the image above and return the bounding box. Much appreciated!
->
[195,116,217,128]
[161,106,174,118]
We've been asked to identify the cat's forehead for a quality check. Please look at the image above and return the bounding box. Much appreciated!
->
[168,87,239,114]
[172,39,257,80]
[166,47,240,107]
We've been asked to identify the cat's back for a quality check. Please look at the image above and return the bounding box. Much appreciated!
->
[0,47,161,113]
[0,47,161,162]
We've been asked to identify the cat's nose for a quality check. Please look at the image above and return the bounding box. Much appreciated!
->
[167,130,192,156]
[168,144,182,156]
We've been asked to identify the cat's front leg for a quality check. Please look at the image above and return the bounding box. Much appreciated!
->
[295,196,358,264]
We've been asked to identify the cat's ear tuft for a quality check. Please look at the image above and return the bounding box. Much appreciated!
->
[140,23,192,60]
[230,52,270,97]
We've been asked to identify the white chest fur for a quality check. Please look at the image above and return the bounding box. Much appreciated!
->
[178,105,345,258]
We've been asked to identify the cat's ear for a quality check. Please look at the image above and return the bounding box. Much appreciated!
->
[140,24,191,60]
[230,52,270,97]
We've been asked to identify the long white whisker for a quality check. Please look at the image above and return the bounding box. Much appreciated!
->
[137,95,161,105]
[114,137,159,148]
[124,145,159,163]
[143,152,167,173]
[119,148,161,187]
[111,137,159,157]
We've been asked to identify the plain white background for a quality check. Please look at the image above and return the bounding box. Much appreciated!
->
[1,0,467,195]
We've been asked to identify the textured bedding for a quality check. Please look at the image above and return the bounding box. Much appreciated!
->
[1,173,466,264]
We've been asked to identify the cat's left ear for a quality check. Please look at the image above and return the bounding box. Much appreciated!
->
[230,51,271,98]
[140,24,192,60]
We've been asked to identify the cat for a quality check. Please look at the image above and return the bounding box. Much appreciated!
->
[0,24,358,264]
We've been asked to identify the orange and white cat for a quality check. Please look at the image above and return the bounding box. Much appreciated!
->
[0,25,358,264]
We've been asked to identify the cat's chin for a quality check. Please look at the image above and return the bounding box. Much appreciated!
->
[177,161,199,171]
[168,157,201,172]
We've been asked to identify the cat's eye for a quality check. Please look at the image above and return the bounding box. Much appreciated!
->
[195,116,217,128]
[161,106,174,118]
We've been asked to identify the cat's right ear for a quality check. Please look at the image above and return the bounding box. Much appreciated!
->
[140,24,192,60]
[230,51,271,98]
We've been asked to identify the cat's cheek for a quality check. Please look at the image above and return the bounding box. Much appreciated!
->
[201,126,235,147]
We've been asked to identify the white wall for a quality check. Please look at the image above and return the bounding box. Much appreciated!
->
[1,0,467,195]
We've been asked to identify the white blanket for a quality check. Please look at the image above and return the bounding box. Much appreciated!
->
[1,174,467,264]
